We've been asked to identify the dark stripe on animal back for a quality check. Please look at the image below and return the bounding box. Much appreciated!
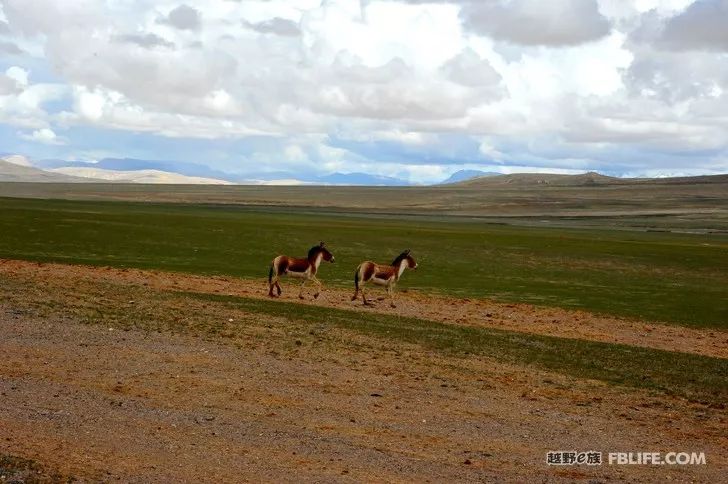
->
[392,253,407,266]
[308,246,322,261]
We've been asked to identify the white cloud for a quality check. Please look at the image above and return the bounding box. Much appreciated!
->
[19,127,65,145]
[242,17,301,36]
[0,0,725,178]
[461,0,611,46]
[6,66,29,86]
[113,32,176,49]
[440,48,503,89]
[0,65,68,129]
[0,40,23,54]
[660,0,728,51]
[478,140,505,161]
[158,4,202,31]
[284,144,308,162]
[64,85,270,138]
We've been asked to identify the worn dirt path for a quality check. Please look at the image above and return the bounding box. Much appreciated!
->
[0,259,725,358]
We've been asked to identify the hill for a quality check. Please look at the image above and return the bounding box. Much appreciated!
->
[439,169,500,184]
[452,171,618,187]
[51,167,232,185]
[0,157,97,183]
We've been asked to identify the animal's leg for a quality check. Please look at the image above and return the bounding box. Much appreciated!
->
[312,276,323,299]
[298,279,307,299]
[269,276,281,297]
[388,283,396,308]
[268,278,276,297]
[268,264,276,297]
[361,284,372,306]
[351,268,360,301]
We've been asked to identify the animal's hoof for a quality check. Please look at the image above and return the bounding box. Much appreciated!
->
[299,295,305,300]
[314,293,320,299]
[390,304,397,308]
[351,296,357,301]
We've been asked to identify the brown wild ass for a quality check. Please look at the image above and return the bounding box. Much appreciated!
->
[268,242,335,299]
[352,249,418,307]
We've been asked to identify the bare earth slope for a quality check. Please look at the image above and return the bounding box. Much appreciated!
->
[1,260,727,482]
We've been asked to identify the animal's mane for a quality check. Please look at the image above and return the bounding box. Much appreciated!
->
[308,245,324,260]
[391,251,409,266]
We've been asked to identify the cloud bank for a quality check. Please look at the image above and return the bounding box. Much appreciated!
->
[0,0,726,183]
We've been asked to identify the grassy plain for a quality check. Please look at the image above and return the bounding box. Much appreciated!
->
[1,174,727,230]
[0,196,725,328]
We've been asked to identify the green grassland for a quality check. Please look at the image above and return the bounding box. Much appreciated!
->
[1,197,726,328]
[1,176,727,232]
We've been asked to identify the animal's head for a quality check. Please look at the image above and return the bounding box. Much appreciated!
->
[309,241,335,263]
[393,249,417,270]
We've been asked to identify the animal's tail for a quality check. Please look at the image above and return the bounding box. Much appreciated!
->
[268,264,274,285]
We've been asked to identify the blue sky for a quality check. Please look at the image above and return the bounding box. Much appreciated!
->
[1,0,727,183]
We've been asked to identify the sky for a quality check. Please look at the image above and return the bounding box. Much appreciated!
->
[1,0,727,184]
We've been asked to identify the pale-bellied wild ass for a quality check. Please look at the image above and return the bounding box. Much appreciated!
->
[268,242,335,299]
[352,249,418,307]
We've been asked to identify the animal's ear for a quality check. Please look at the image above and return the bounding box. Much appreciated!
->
[404,249,411,255]
[319,241,325,247]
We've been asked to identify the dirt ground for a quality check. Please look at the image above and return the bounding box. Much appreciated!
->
[1,259,726,482]
[1,259,724,359]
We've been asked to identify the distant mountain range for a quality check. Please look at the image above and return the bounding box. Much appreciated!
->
[6,154,515,185]
[0,156,99,183]
[18,154,709,187]
[1,155,234,184]
[12,158,506,186]
[36,158,237,183]
[3,154,725,187]
[51,167,233,185]
[30,157,411,186]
